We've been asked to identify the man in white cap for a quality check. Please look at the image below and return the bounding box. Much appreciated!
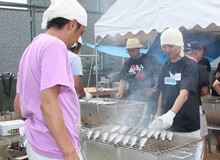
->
[116,38,160,116]
[14,0,87,159]
[149,28,200,136]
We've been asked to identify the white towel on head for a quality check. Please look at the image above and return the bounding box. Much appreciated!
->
[42,0,87,29]
[160,28,185,57]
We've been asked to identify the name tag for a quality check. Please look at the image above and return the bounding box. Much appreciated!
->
[165,77,176,85]
[175,73,181,81]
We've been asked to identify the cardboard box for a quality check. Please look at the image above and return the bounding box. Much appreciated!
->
[0,115,11,122]
[0,120,24,136]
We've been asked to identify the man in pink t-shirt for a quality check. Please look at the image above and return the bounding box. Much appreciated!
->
[14,0,87,160]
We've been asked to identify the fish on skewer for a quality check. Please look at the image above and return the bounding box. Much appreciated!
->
[93,130,101,141]
[122,135,131,146]
[126,127,138,135]
[118,126,129,134]
[101,132,109,142]
[108,133,118,143]
[153,130,161,139]
[87,130,94,140]
[133,128,142,136]
[139,137,148,150]
[146,129,155,138]
[139,129,148,137]
[130,136,138,148]
[110,125,120,133]
[114,134,124,144]
[166,131,173,141]
[159,130,167,141]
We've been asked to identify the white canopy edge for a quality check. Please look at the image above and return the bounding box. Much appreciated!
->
[95,0,220,38]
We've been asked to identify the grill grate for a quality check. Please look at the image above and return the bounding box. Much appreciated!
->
[80,125,202,156]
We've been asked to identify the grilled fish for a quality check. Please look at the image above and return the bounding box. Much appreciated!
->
[139,137,148,150]
[122,135,131,146]
[139,129,148,137]
[114,134,124,144]
[110,125,120,133]
[153,130,161,139]
[146,129,155,138]
[87,130,94,140]
[108,133,118,143]
[159,130,167,141]
[166,131,173,141]
[93,130,101,141]
[130,136,138,148]
[101,132,109,142]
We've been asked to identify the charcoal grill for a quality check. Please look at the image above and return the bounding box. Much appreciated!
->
[79,125,203,160]
[80,98,150,127]
[202,97,220,125]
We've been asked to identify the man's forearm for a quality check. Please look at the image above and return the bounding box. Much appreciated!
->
[118,80,126,93]
[14,94,22,116]
[171,90,188,113]
[74,75,86,97]
[40,86,78,158]
[213,80,220,95]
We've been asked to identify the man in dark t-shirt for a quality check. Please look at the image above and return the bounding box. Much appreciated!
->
[116,38,160,115]
[149,28,200,133]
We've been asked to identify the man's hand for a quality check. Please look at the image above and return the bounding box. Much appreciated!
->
[116,91,123,98]
[82,92,93,101]
[146,87,157,96]
[148,110,176,130]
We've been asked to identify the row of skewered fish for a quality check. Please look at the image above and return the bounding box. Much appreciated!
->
[85,125,173,150]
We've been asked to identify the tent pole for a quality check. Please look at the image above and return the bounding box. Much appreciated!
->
[94,36,107,97]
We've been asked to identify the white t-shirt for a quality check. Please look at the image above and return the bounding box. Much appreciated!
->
[68,51,83,76]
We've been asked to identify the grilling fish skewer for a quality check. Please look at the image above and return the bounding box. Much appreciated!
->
[93,130,101,141]
[118,126,129,134]
[153,130,161,139]
[146,129,155,138]
[108,133,118,143]
[122,135,131,146]
[139,137,148,150]
[166,131,173,141]
[87,130,94,140]
[159,130,167,141]
[130,136,138,148]
[114,134,124,144]
[101,132,109,142]
[140,129,148,137]
[110,125,120,133]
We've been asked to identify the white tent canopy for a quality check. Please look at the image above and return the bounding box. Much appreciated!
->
[95,0,220,38]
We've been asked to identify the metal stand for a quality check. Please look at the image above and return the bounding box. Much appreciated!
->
[207,124,220,153]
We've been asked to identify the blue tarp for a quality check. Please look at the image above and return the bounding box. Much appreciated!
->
[86,31,220,65]
[85,43,169,64]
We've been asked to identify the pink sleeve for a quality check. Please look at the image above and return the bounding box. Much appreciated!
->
[40,43,69,90]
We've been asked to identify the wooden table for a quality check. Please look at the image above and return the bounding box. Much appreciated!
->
[84,87,118,96]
